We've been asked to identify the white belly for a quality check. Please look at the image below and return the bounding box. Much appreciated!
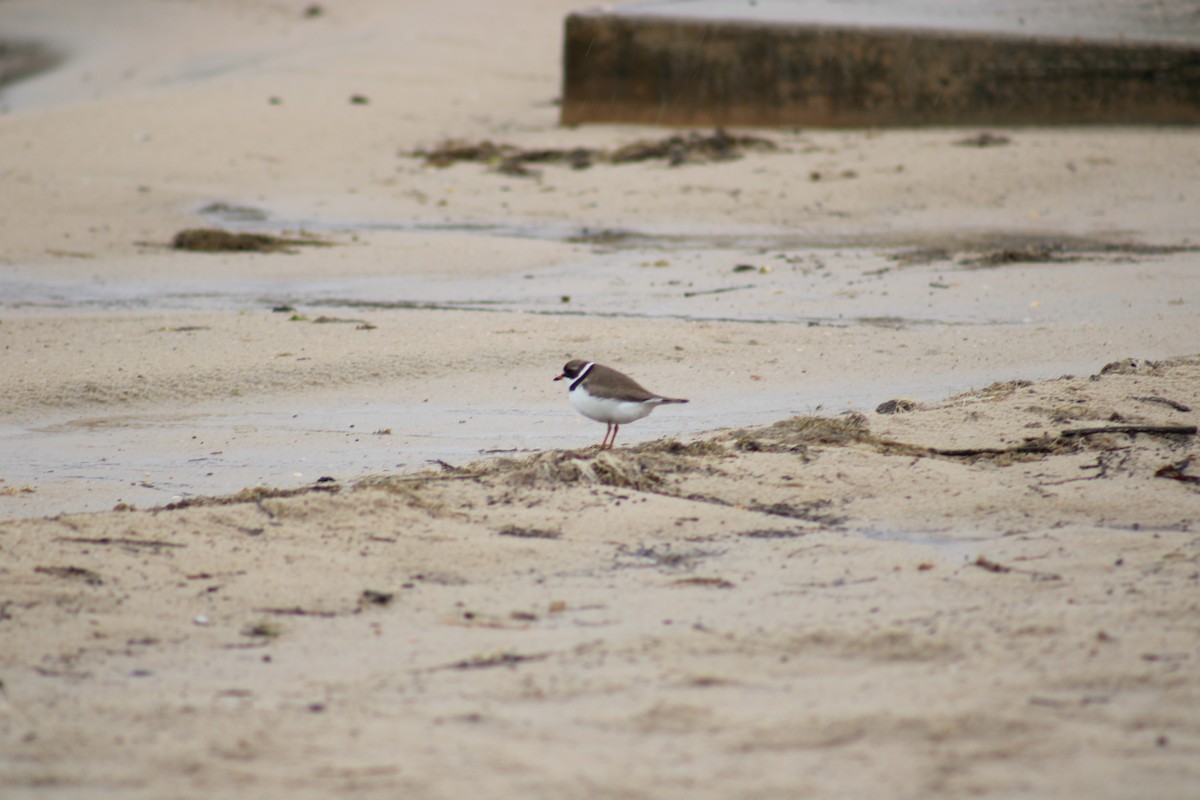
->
[571,388,658,425]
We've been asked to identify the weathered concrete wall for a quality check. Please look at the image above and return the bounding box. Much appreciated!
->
[560,13,1200,127]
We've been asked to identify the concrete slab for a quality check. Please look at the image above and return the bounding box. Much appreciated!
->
[561,0,1200,127]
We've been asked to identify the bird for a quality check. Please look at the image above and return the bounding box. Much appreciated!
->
[554,359,688,450]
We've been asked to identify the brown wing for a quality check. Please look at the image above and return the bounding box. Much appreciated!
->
[586,364,666,403]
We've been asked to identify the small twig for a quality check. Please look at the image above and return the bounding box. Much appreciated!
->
[792,577,878,589]
[1039,474,1105,486]
[253,607,339,618]
[1039,452,1121,485]
[671,576,735,589]
[1133,396,1192,413]
[431,651,550,672]
[973,556,1011,573]
[1060,424,1196,438]
[34,565,105,585]
[682,284,755,298]
[55,536,186,549]
[972,556,1061,581]
[931,440,1059,457]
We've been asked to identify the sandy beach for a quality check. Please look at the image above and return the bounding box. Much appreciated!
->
[1,1,1199,797]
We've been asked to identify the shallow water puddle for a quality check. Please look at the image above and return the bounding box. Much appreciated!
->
[858,528,992,562]
[4,234,1179,329]
[1,402,551,519]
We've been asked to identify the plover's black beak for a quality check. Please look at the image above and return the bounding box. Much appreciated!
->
[553,373,564,381]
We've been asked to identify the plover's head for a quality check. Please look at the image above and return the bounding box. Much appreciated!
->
[554,359,590,381]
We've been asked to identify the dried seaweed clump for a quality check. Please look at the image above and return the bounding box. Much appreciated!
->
[967,379,1035,402]
[501,449,705,490]
[413,129,777,175]
[172,228,331,254]
[961,244,1071,268]
[1098,358,1162,376]
[749,413,873,449]
[608,129,777,166]
[415,140,517,168]
[630,438,728,457]
[875,399,919,415]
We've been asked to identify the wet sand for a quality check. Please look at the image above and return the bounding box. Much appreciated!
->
[1,1,1199,797]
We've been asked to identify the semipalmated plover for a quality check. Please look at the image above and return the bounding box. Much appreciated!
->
[554,359,688,449]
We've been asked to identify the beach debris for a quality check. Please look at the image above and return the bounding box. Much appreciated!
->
[973,556,1012,574]
[1099,358,1161,376]
[54,535,185,550]
[738,529,804,539]
[0,39,62,89]
[1133,396,1191,413]
[359,590,395,607]
[894,238,1196,270]
[610,129,775,165]
[417,139,511,167]
[242,622,283,639]
[34,565,104,585]
[739,414,874,450]
[171,228,332,254]
[955,132,1011,147]
[412,129,777,175]
[254,606,338,618]
[971,555,1061,582]
[435,651,550,671]
[161,482,344,511]
[876,398,918,414]
[311,315,368,325]
[672,577,735,589]
[808,168,858,181]
[751,499,846,526]
[496,525,561,540]
[682,283,755,298]
[1154,457,1200,485]
[962,244,1072,267]
[497,442,722,491]
[1060,424,1196,439]
[890,247,953,266]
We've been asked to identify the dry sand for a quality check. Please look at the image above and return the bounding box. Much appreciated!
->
[1,1,1199,797]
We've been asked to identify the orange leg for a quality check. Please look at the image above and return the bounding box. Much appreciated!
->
[600,423,617,450]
